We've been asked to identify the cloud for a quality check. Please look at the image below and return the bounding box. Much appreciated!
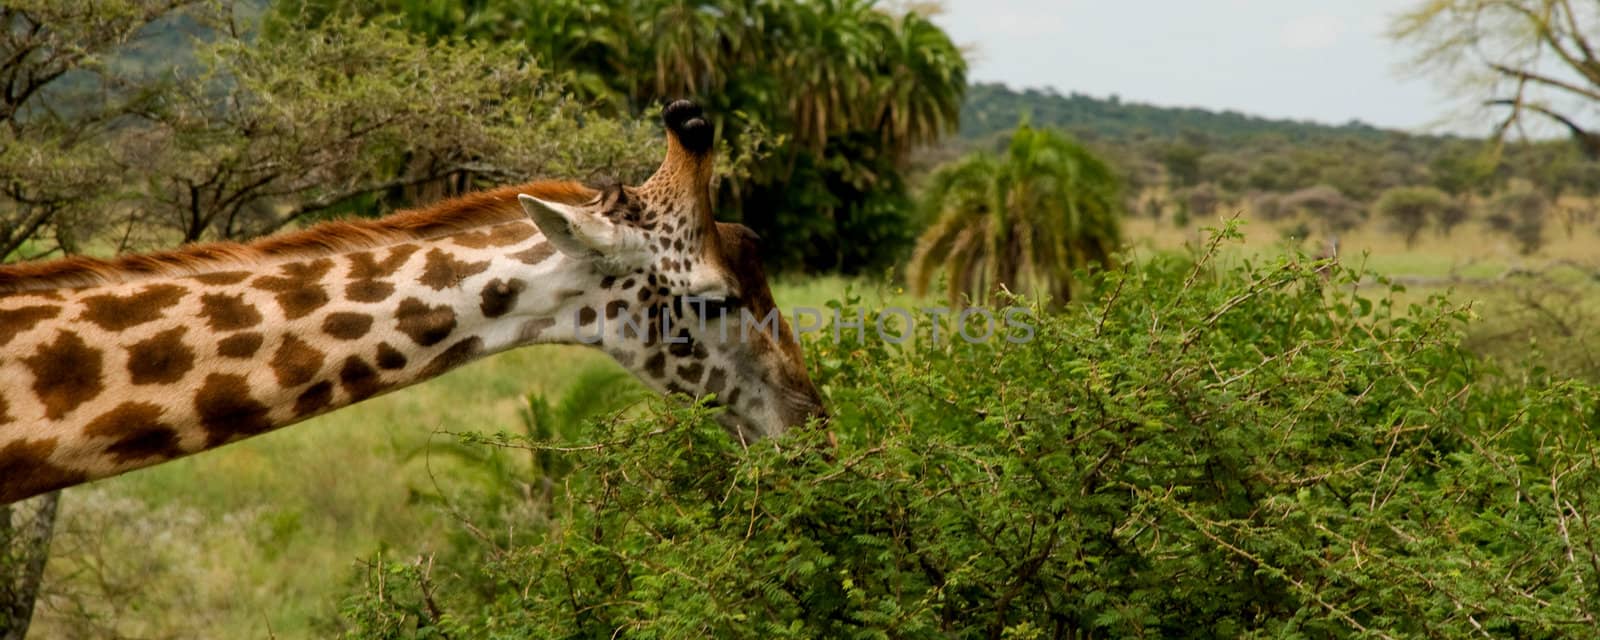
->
[1279,14,1343,50]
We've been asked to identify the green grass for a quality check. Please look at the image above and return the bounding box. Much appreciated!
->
[39,344,623,637]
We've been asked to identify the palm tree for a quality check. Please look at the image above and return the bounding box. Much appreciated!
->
[909,125,1124,307]
[869,10,966,160]
[638,0,745,101]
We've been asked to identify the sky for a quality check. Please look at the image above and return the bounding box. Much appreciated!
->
[931,0,1484,135]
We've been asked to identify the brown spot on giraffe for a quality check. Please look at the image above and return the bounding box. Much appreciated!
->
[345,279,394,304]
[218,332,264,358]
[192,270,251,285]
[479,278,526,318]
[395,297,456,346]
[126,326,196,385]
[24,331,104,420]
[511,242,554,265]
[417,337,483,380]
[339,357,382,401]
[0,439,85,504]
[270,335,325,388]
[608,348,636,368]
[668,337,694,358]
[452,222,537,249]
[375,342,408,370]
[294,381,334,418]
[199,292,263,331]
[349,244,421,280]
[252,258,334,319]
[83,402,184,464]
[520,317,556,341]
[419,248,490,291]
[644,351,667,379]
[322,312,374,340]
[345,245,419,303]
[0,305,59,347]
[78,283,186,331]
[195,373,272,446]
[0,396,11,426]
[706,368,727,395]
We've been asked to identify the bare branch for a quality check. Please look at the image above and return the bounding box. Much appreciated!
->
[1488,62,1600,102]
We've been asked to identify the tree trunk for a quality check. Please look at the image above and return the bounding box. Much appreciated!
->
[0,491,60,640]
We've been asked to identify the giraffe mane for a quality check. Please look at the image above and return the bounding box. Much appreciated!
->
[0,180,598,293]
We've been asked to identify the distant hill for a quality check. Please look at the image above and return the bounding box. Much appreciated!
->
[945,82,1599,206]
[958,82,1406,145]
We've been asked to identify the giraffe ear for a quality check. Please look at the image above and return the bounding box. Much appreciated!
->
[518,194,648,273]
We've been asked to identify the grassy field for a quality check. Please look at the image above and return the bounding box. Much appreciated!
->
[29,213,1600,637]
[1125,207,1600,281]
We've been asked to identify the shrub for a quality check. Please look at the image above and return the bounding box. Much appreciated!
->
[344,227,1600,639]
[1282,184,1363,234]
[1249,191,1288,222]
[1436,198,1470,237]
[1487,187,1550,255]
[1373,185,1451,247]
[1177,182,1223,219]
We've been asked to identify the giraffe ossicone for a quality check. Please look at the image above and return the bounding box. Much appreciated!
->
[0,100,827,504]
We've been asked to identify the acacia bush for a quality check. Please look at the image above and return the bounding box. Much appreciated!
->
[1487,188,1550,255]
[344,228,1600,638]
[1373,185,1451,247]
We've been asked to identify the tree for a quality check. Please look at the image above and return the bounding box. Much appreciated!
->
[1250,192,1289,222]
[0,496,57,640]
[1428,142,1500,197]
[0,0,197,260]
[908,125,1123,306]
[1436,198,1471,237]
[120,15,657,246]
[286,0,970,273]
[1177,182,1223,220]
[1283,185,1362,235]
[1392,0,1600,154]
[3,4,660,254]
[1373,185,1451,247]
[1487,186,1549,254]
[1159,140,1205,187]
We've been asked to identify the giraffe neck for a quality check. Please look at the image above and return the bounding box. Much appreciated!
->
[0,217,606,503]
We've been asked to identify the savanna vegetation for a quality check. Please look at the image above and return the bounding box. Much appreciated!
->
[4,0,1600,637]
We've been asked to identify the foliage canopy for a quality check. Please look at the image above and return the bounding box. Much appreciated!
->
[286,0,969,273]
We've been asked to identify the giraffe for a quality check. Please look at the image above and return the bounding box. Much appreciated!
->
[0,101,827,504]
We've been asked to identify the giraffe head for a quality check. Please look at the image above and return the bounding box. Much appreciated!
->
[518,101,826,442]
